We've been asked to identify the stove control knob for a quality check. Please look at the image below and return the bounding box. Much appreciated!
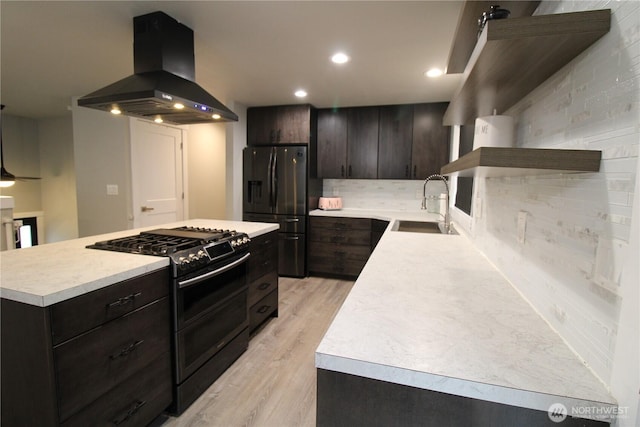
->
[242,237,250,244]
[178,256,190,270]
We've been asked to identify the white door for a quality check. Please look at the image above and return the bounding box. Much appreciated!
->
[131,119,185,228]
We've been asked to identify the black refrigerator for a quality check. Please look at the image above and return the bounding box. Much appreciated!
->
[243,145,319,277]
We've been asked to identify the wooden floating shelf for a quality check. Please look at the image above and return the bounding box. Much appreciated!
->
[446,1,540,74]
[441,147,602,178]
[443,9,611,126]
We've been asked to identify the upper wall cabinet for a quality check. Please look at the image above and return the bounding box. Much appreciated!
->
[317,103,450,180]
[247,104,315,145]
[412,103,450,180]
[377,105,414,179]
[347,107,380,179]
[443,9,611,125]
[317,109,348,179]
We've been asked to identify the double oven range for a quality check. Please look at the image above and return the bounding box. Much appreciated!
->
[88,226,251,414]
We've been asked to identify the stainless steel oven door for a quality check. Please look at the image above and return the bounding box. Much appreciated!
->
[173,252,249,383]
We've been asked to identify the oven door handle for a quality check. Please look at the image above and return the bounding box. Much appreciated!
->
[178,252,251,289]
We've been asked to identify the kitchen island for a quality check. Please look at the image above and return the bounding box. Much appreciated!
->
[313,209,617,426]
[0,219,278,427]
[0,219,278,306]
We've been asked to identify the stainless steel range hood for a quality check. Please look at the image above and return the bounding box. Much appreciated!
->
[78,11,237,124]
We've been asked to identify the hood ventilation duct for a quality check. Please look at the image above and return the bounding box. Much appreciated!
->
[78,11,238,124]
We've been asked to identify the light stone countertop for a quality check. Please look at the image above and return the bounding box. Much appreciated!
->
[313,209,617,421]
[0,219,278,307]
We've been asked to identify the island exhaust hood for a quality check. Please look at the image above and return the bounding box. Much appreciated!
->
[78,11,238,124]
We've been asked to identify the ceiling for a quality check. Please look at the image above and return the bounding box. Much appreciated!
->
[1,1,465,120]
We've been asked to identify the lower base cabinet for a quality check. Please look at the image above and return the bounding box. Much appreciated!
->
[316,369,609,427]
[247,231,279,332]
[1,269,172,427]
[309,217,389,278]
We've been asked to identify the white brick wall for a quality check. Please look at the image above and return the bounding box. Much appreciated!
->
[323,179,447,211]
[455,0,639,408]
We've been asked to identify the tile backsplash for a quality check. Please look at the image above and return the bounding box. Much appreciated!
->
[323,179,448,212]
[456,0,639,392]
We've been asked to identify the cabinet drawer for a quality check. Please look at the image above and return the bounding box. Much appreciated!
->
[61,353,172,427]
[51,269,170,345]
[311,216,371,231]
[309,242,371,261]
[308,256,367,277]
[250,232,278,257]
[250,289,278,332]
[54,297,170,421]
[309,243,370,277]
[309,228,371,245]
[248,270,278,308]
[247,232,278,283]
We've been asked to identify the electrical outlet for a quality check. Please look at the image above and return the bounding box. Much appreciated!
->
[106,184,119,196]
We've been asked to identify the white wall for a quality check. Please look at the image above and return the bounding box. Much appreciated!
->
[450,1,638,424]
[0,114,41,211]
[39,116,78,242]
[187,123,227,220]
[226,102,247,221]
[72,102,132,237]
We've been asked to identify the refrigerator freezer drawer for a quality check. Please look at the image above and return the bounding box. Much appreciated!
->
[278,233,306,278]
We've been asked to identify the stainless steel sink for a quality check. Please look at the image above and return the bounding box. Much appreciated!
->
[392,220,456,234]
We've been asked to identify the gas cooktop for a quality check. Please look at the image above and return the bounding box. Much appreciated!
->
[87,226,243,257]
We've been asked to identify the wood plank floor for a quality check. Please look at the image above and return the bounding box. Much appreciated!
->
[157,276,354,427]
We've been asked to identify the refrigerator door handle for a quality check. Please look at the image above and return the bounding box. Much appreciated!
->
[267,148,274,209]
[270,148,278,208]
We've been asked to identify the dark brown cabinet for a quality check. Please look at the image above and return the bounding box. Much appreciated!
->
[317,109,348,178]
[247,231,279,332]
[309,217,373,278]
[247,104,314,145]
[1,269,172,427]
[412,103,450,179]
[316,103,449,180]
[378,104,414,179]
[347,107,379,179]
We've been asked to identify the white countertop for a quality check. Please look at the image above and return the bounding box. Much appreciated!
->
[0,219,278,307]
[314,209,616,420]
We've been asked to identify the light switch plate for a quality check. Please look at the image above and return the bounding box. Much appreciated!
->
[106,184,119,196]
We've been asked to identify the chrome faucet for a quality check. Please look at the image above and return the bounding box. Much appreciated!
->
[421,174,451,233]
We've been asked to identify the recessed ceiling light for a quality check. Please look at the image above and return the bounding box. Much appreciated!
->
[425,68,443,78]
[331,52,350,64]
[294,89,308,98]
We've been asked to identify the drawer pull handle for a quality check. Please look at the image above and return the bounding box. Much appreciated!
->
[258,282,271,290]
[107,292,142,309]
[109,340,144,360]
[257,305,271,314]
[112,399,147,425]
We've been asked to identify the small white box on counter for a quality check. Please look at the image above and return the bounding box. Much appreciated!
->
[318,197,343,210]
